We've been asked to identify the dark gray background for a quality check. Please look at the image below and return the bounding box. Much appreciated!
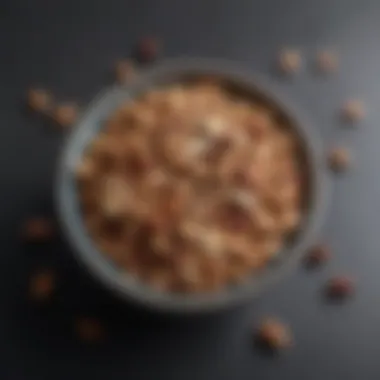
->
[1,0,380,379]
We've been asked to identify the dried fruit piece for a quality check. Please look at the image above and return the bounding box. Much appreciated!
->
[256,317,293,350]
[52,103,78,127]
[278,49,302,75]
[27,88,52,113]
[326,276,354,299]
[29,270,56,301]
[316,50,339,74]
[328,147,350,172]
[305,243,330,267]
[137,37,160,62]
[75,317,105,342]
[22,217,54,242]
[341,100,365,123]
[115,59,136,84]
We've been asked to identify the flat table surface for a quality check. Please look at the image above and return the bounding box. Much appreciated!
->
[1,0,380,379]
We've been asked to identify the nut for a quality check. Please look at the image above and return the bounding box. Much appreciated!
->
[29,270,56,301]
[27,88,52,113]
[305,243,330,267]
[75,317,105,342]
[316,50,339,73]
[52,103,78,127]
[328,147,350,172]
[115,59,136,84]
[341,100,365,123]
[22,217,54,242]
[137,37,160,62]
[278,49,302,75]
[256,318,293,349]
[326,276,354,299]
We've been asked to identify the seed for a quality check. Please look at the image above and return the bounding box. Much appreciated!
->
[75,317,105,342]
[137,37,160,62]
[256,317,293,350]
[328,147,350,172]
[115,59,136,85]
[326,276,354,299]
[341,100,365,123]
[27,88,52,113]
[52,103,78,127]
[278,49,302,75]
[22,217,54,242]
[29,270,56,301]
[305,243,330,267]
[316,50,339,74]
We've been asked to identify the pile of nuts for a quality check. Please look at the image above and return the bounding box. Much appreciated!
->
[76,81,304,293]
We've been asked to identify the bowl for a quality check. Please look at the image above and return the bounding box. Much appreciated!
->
[56,58,329,313]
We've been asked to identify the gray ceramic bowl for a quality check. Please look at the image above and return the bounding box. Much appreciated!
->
[56,58,329,313]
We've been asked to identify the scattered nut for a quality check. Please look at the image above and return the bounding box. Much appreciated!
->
[137,37,160,62]
[29,270,56,301]
[305,243,330,267]
[326,276,354,299]
[278,49,302,75]
[115,59,136,84]
[341,100,365,123]
[75,317,105,342]
[256,317,293,350]
[27,88,52,113]
[316,50,339,74]
[328,147,351,172]
[52,103,78,127]
[22,217,54,242]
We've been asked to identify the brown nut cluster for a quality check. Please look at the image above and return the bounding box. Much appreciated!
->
[76,82,304,293]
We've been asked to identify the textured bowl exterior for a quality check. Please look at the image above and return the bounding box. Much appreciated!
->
[56,58,329,313]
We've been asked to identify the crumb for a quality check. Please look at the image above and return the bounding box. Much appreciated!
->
[341,100,365,123]
[316,50,339,73]
[52,103,78,127]
[75,317,105,342]
[256,317,293,350]
[137,37,160,62]
[29,270,56,301]
[115,59,136,85]
[22,217,54,242]
[328,147,350,172]
[326,276,354,299]
[278,49,302,75]
[305,243,330,267]
[27,88,52,113]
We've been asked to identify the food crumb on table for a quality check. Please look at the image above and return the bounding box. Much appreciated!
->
[52,103,78,127]
[315,50,339,74]
[27,88,53,113]
[75,317,105,342]
[328,146,351,172]
[305,243,331,267]
[278,48,302,75]
[22,217,54,242]
[136,36,161,62]
[325,276,354,299]
[256,317,293,350]
[341,99,366,123]
[29,269,56,301]
[115,59,136,85]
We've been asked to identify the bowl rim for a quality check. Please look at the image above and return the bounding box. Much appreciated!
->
[56,57,330,313]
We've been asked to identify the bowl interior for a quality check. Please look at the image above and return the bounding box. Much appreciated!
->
[57,58,328,313]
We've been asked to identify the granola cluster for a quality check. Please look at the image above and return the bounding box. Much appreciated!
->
[76,82,303,293]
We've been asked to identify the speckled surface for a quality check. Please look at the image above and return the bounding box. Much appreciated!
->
[1,0,380,379]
